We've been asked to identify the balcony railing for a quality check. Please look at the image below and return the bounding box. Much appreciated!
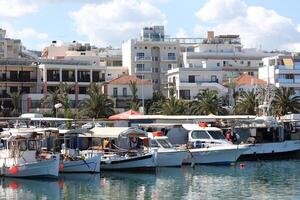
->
[161,56,177,61]
[62,77,75,82]
[78,78,91,82]
[0,78,37,82]
[278,79,294,83]
[135,68,152,73]
[134,56,152,61]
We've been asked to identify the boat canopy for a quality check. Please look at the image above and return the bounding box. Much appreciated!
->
[182,124,222,131]
[90,127,147,138]
[126,115,256,121]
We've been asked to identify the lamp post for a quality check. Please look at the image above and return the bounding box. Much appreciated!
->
[54,103,62,118]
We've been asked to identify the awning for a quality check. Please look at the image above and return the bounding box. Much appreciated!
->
[90,127,148,138]
[283,58,294,67]
[108,110,141,120]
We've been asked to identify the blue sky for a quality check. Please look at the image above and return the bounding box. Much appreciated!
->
[1,0,300,51]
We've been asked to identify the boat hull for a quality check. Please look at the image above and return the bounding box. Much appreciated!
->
[156,150,187,167]
[1,156,60,178]
[184,145,248,165]
[61,153,101,173]
[238,140,300,161]
[101,153,156,171]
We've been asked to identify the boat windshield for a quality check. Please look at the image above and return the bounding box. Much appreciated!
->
[151,140,160,148]
[207,131,225,139]
[191,131,210,139]
[156,139,172,148]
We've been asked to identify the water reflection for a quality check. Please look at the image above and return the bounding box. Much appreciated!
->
[0,161,299,199]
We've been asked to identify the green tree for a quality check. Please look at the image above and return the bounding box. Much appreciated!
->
[41,90,61,117]
[271,87,300,116]
[9,92,22,116]
[145,91,166,114]
[234,89,258,115]
[190,89,224,115]
[151,84,186,115]
[80,83,114,118]
[129,80,139,111]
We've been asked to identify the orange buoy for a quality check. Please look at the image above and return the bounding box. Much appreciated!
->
[198,122,208,127]
[9,181,19,189]
[58,179,63,189]
[59,163,64,172]
[152,131,164,137]
[240,163,245,169]
[9,166,18,175]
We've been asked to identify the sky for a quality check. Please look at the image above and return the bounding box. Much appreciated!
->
[1,0,300,51]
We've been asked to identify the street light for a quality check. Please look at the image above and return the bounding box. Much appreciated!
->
[54,103,62,118]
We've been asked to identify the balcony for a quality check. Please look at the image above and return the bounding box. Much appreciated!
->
[134,67,152,73]
[78,77,90,82]
[134,56,152,61]
[161,56,177,61]
[62,77,75,82]
[0,77,37,82]
[278,79,294,83]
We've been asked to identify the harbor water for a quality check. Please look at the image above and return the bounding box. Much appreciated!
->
[1,160,300,200]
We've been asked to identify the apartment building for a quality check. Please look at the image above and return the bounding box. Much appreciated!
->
[167,60,227,99]
[259,54,300,96]
[0,59,39,110]
[103,75,153,111]
[184,31,272,80]
[122,26,180,95]
[0,28,22,59]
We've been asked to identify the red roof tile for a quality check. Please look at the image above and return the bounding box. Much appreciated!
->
[107,75,152,85]
[235,75,267,86]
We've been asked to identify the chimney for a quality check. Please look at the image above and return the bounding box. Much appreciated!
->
[207,31,214,40]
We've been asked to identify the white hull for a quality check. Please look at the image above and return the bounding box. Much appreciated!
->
[156,150,187,167]
[184,145,249,165]
[101,153,156,170]
[62,153,101,173]
[1,156,60,178]
[239,140,300,160]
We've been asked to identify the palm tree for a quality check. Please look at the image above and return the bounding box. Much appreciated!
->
[80,83,114,118]
[151,84,186,115]
[129,80,139,111]
[145,91,166,114]
[9,92,22,116]
[271,87,300,116]
[190,89,224,115]
[234,89,258,115]
[41,90,61,117]
[58,83,72,115]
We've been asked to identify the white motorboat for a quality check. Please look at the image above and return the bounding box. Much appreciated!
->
[182,124,249,165]
[101,152,156,171]
[54,129,101,173]
[148,132,187,167]
[235,116,300,160]
[0,129,59,178]
[91,127,157,171]
[61,149,101,173]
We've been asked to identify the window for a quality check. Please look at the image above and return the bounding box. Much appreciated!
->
[191,131,210,139]
[19,140,27,151]
[47,70,60,81]
[123,88,127,97]
[285,74,294,79]
[217,63,220,67]
[28,140,36,150]
[157,139,172,148]
[168,64,172,70]
[137,75,144,79]
[240,60,244,65]
[136,52,145,59]
[151,140,159,148]
[136,64,145,72]
[78,71,90,82]
[10,87,18,93]
[145,46,147,49]
[247,61,251,66]
[79,87,87,94]
[155,68,159,73]
[168,53,175,60]
[179,90,190,100]
[113,88,118,97]
[207,131,225,139]
[188,75,195,83]
[211,75,217,82]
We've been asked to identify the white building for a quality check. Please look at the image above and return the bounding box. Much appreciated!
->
[259,54,300,96]
[234,74,267,92]
[184,31,273,80]
[122,26,180,94]
[0,28,22,59]
[103,75,153,110]
[167,61,227,99]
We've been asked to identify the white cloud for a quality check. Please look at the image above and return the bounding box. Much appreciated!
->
[195,0,247,22]
[69,0,167,47]
[194,0,300,51]
[0,0,37,17]
[0,22,49,50]
[176,27,188,38]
